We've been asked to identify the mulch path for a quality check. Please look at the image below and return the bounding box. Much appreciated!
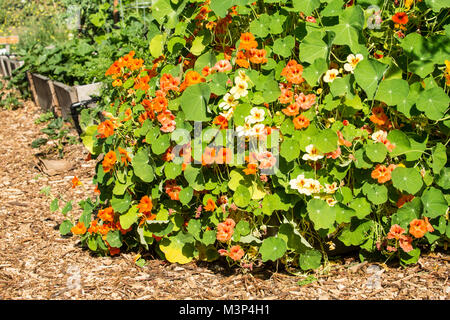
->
[0,81,448,300]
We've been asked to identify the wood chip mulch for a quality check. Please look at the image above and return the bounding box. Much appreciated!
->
[0,83,448,300]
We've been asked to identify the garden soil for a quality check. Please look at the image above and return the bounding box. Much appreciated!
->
[0,86,449,300]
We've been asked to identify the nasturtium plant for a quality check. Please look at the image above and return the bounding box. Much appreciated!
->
[59,0,449,270]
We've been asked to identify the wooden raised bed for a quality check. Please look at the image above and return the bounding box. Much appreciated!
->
[0,56,24,77]
[30,73,57,112]
[0,56,9,77]
[8,58,23,75]
[52,81,102,119]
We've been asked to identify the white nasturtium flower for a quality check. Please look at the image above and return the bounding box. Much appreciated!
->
[371,129,387,142]
[302,144,324,161]
[219,93,239,110]
[245,107,265,124]
[230,77,249,99]
[323,68,340,83]
[325,182,339,194]
[289,174,307,191]
[344,53,364,73]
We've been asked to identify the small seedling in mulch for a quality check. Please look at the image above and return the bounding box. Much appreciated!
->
[297,275,318,286]
[39,186,51,196]
[31,116,79,158]
[34,111,54,124]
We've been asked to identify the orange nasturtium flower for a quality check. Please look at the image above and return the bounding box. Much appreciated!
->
[409,218,434,238]
[278,88,294,104]
[71,222,87,235]
[398,235,413,252]
[108,246,120,256]
[215,147,232,165]
[228,245,245,261]
[371,164,396,184]
[98,207,115,223]
[423,217,435,233]
[97,120,115,138]
[216,218,236,242]
[88,219,99,234]
[102,151,117,173]
[281,60,305,84]
[235,50,250,69]
[202,147,217,166]
[160,73,180,92]
[248,48,267,64]
[293,114,310,129]
[122,108,132,122]
[337,130,352,147]
[71,176,82,188]
[397,194,414,208]
[180,70,205,91]
[238,32,258,51]
[165,180,182,201]
[387,224,405,240]
[444,60,450,86]
[204,199,217,212]
[243,163,258,175]
[282,103,300,117]
[112,79,122,87]
[213,115,229,129]
[392,12,408,25]
[118,147,131,166]
[137,196,153,214]
[134,75,151,91]
[369,106,389,126]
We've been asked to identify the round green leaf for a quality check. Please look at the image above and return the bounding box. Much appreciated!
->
[273,36,295,58]
[416,87,450,121]
[165,162,182,179]
[179,186,194,205]
[150,34,165,58]
[313,129,338,153]
[386,130,411,157]
[362,183,387,205]
[259,237,287,262]
[421,187,448,218]
[299,249,322,271]
[431,143,447,174]
[234,185,251,208]
[263,80,282,103]
[349,197,372,218]
[338,219,374,246]
[133,148,155,182]
[159,232,195,264]
[59,220,73,236]
[119,205,139,230]
[280,138,301,162]
[436,167,450,190]
[151,134,171,155]
[391,167,423,195]
[298,31,330,64]
[365,142,387,163]
[235,220,250,236]
[180,83,210,121]
[292,0,320,15]
[354,58,387,100]
[391,198,421,230]
[249,13,271,38]
[307,199,336,230]
[106,230,122,248]
[375,79,409,106]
